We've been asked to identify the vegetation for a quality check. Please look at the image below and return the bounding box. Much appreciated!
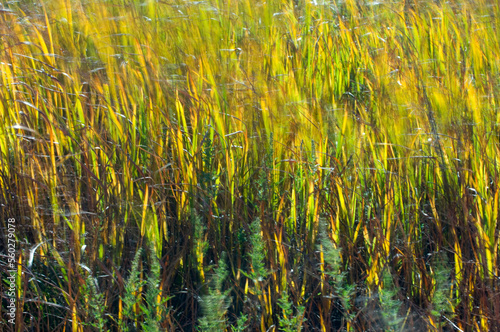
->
[0,0,499,330]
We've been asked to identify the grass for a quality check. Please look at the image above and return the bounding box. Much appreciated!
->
[0,0,499,330]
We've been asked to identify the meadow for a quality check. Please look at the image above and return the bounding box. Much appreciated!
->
[0,0,499,330]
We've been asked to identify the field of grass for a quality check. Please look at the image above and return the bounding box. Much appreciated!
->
[0,0,499,330]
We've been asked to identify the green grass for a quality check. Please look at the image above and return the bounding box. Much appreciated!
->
[0,0,499,330]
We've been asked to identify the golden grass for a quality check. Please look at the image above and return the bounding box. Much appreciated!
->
[0,0,499,330]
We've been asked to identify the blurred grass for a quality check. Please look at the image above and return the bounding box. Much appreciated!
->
[0,0,499,330]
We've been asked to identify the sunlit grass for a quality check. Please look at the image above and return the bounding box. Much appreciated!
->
[0,0,499,330]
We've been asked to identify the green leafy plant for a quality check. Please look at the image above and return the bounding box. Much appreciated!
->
[120,248,145,332]
[198,252,231,332]
[244,219,270,283]
[231,314,249,332]
[119,244,169,332]
[318,220,356,325]
[82,275,108,332]
[141,243,171,332]
[379,269,403,331]
[430,253,455,328]
[277,291,306,332]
